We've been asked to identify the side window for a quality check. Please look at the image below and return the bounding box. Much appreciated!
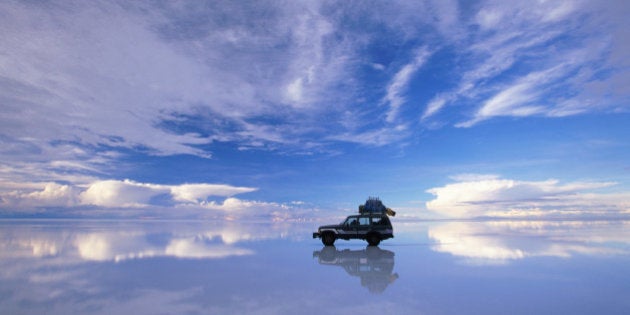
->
[358,217,370,226]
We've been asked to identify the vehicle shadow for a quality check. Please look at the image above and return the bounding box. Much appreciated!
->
[312,246,399,294]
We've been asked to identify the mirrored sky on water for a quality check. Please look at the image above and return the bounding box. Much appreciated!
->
[1,219,629,314]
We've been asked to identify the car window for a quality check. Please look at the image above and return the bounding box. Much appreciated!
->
[358,217,370,226]
[344,217,358,226]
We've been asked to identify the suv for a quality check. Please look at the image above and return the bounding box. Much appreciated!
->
[313,214,394,246]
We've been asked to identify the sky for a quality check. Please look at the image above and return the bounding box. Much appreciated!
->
[1,0,629,220]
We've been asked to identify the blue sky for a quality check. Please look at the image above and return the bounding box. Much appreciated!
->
[1,0,629,220]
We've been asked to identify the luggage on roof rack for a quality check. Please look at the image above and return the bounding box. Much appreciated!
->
[358,197,396,216]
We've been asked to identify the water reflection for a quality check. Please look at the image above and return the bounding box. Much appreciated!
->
[428,220,630,265]
[0,220,310,314]
[0,220,306,263]
[313,246,399,294]
[2,220,629,314]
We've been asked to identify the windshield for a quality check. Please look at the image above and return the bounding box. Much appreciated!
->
[342,217,358,226]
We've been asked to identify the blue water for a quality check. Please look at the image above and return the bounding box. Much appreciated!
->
[1,219,629,314]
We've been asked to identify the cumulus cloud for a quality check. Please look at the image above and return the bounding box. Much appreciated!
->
[0,177,322,220]
[1,179,278,213]
[425,175,628,218]
[77,179,262,209]
[80,180,167,208]
[0,182,78,209]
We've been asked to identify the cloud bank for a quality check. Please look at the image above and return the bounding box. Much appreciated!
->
[0,179,313,220]
[425,175,630,218]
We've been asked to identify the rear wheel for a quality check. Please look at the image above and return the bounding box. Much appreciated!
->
[322,232,336,246]
[366,233,381,246]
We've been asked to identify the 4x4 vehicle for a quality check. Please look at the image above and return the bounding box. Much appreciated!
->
[313,214,394,246]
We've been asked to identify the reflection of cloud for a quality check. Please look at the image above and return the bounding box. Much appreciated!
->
[0,221,306,263]
[73,231,254,262]
[428,220,630,265]
[0,220,311,314]
[70,232,256,262]
[425,175,628,218]
[164,238,253,259]
[76,234,114,261]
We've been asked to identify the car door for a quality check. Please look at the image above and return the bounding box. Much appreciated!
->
[340,216,359,238]
[356,216,371,237]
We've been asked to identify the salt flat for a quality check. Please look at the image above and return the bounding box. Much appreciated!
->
[1,219,629,314]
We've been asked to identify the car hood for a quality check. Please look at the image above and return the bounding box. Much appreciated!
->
[318,224,341,230]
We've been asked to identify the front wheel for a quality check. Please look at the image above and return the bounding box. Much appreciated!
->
[322,232,336,246]
[366,233,381,246]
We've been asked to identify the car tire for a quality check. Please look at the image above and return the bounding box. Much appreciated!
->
[322,232,336,246]
[367,233,381,246]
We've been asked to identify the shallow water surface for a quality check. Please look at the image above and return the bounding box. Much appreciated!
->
[1,219,629,314]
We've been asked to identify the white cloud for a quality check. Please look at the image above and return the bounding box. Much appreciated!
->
[0,182,78,208]
[0,0,626,167]
[422,0,628,125]
[285,78,304,103]
[327,124,410,146]
[0,1,214,156]
[0,178,320,220]
[421,95,448,121]
[425,175,625,218]
[281,5,335,108]
[449,173,501,181]
[170,184,257,203]
[2,179,256,209]
[475,8,503,30]
[1,0,628,219]
[383,48,431,123]
[457,59,598,127]
[0,1,364,171]
[78,180,263,210]
[80,180,167,208]
[188,197,310,222]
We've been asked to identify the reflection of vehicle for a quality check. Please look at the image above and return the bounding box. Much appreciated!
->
[313,214,393,246]
[313,246,399,294]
